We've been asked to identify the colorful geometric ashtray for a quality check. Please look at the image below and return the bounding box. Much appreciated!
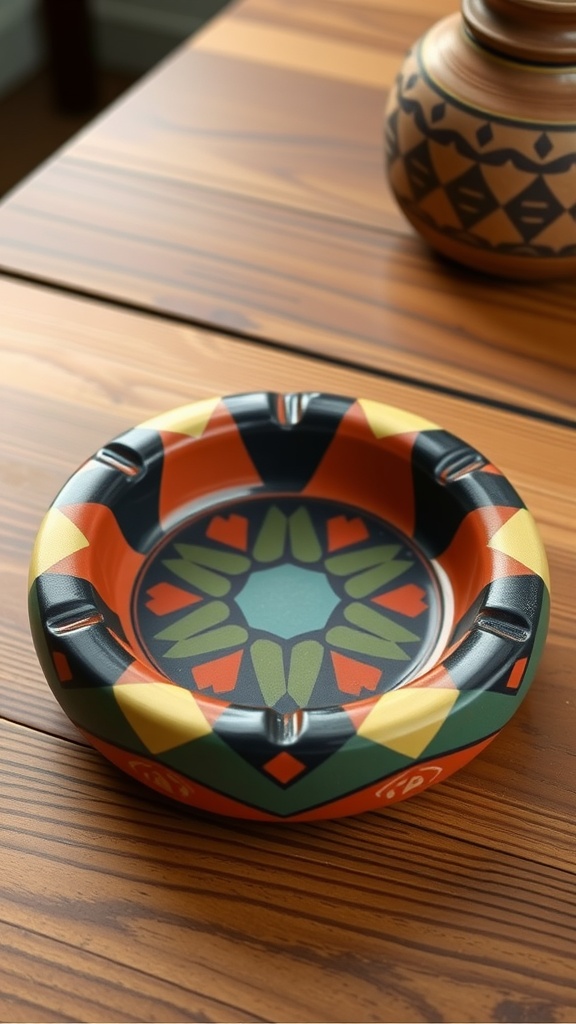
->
[29,393,550,821]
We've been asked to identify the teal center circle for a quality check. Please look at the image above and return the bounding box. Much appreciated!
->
[133,495,441,710]
[235,565,341,639]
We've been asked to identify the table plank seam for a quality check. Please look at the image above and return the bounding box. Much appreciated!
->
[1,267,575,432]
[0,712,89,749]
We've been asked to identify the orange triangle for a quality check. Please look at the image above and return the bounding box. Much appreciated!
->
[327,515,369,552]
[192,649,243,694]
[331,651,382,697]
[206,514,249,551]
[145,582,202,615]
[372,583,428,617]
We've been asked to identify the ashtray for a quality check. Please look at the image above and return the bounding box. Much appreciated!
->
[28,393,550,820]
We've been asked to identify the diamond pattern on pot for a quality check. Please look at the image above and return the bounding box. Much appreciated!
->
[504,176,564,243]
[404,140,440,200]
[445,165,499,230]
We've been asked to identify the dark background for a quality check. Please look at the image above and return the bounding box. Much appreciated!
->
[0,0,230,198]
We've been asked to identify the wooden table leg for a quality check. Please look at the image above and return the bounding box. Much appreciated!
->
[41,0,97,112]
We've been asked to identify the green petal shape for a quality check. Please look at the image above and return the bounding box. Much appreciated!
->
[344,603,419,643]
[287,641,324,705]
[326,626,410,660]
[174,543,250,574]
[325,544,401,575]
[344,560,412,598]
[163,625,248,659]
[250,639,287,705]
[288,508,322,563]
[163,559,231,596]
[253,507,287,562]
[154,601,229,641]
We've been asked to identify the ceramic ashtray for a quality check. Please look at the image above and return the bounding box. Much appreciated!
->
[29,393,550,821]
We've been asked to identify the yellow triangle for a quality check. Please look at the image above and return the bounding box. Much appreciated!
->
[114,682,212,753]
[488,508,550,590]
[357,688,459,757]
[141,397,221,437]
[358,399,436,439]
[29,507,90,586]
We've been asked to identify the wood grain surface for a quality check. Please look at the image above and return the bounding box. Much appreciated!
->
[3,716,576,1024]
[1,277,575,1022]
[1,1,576,1020]
[1,0,575,422]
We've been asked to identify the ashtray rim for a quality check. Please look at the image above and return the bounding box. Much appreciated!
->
[28,392,550,820]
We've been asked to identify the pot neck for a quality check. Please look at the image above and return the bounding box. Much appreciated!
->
[462,0,576,63]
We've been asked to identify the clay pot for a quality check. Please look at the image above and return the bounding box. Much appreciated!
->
[384,1,576,279]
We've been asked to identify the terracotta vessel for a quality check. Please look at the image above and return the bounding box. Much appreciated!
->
[384,0,576,278]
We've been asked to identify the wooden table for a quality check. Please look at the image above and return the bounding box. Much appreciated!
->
[1,1,575,1021]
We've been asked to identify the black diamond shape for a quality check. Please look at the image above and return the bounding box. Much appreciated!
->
[431,102,446,123]
[405,73,418,90]
[476,122,493,147]
[385,108,400,165]
[534,132,553,158]
[403,140,440,201]
[505,175,564,242]
[445,165,499,230]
